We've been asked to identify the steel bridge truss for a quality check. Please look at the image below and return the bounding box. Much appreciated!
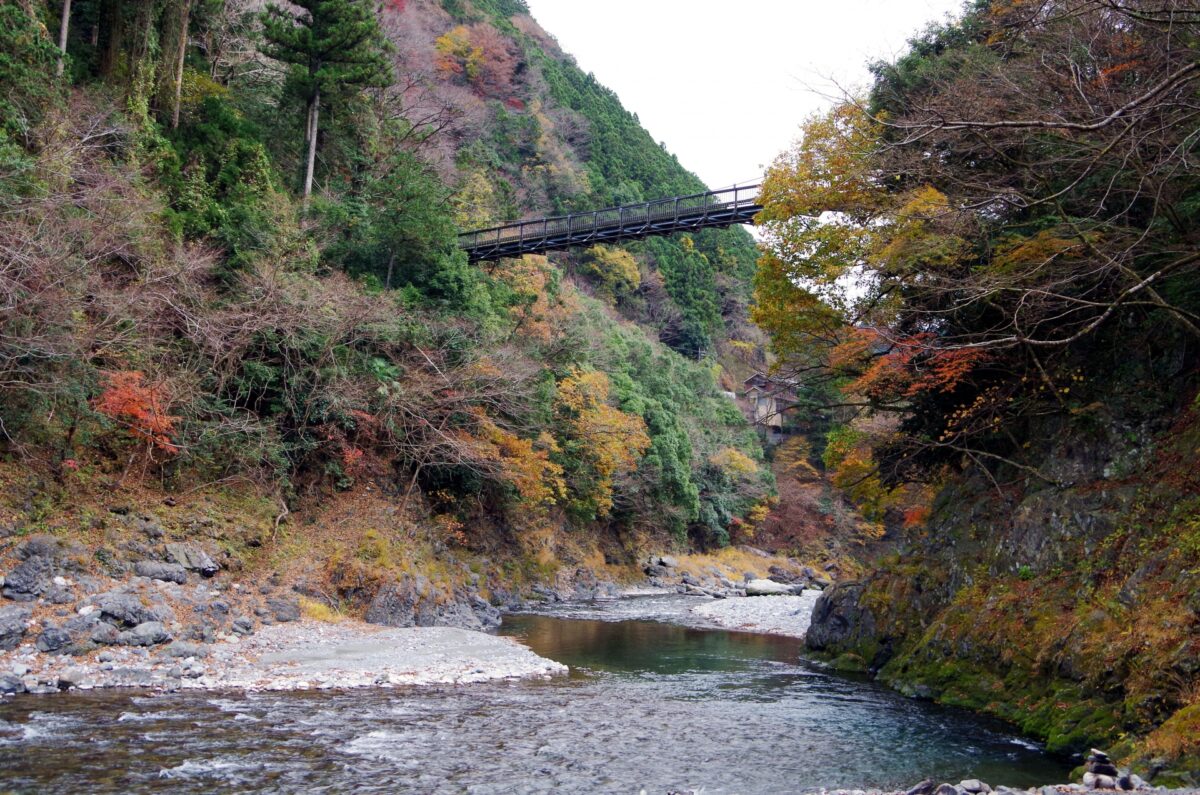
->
[459,184,762,262]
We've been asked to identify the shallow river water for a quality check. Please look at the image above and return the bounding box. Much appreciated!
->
[0,595,1071,794]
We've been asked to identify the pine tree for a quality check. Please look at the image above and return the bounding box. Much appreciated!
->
[260,0,392,201]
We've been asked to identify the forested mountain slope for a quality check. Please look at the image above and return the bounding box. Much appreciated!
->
[0,0,780,618]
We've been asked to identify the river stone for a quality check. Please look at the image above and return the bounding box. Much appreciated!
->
[231,616,254,635]
[934,785,961,795]
[58,667,90,689]
[164,543,219,577]
[0,673,24,694]
[36,626,72,653]
[162,640,208,658]
[266,596,301,623]
[133,560,187,584]
[906,780,936,795]
[0,605,31,650]
[961,780,992,793]
[120,621,170,646]
[744,578,794,596]
[108,668,157,687]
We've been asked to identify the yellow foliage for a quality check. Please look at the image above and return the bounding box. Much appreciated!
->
[582,244,641,301]
[434,26,484,82]
[555,368,650,518]
[452,169,498,229]
[709,446,759,476]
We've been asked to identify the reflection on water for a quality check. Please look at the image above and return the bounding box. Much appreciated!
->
[0,598,1071,794]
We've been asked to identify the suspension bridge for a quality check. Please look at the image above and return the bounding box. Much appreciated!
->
[458,184,762,263]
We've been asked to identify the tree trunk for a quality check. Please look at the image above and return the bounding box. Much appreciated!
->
[99,0,123,77]
[385,252,396,290]
[156,0,192,128]
[303,88,320,201]
[57,0,72,77]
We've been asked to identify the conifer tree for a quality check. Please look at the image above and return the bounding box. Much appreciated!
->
[261,0,392,200]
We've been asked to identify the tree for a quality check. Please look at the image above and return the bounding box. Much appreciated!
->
[56,0,70,77]
[260,0,392,200]
[156,0,193,128]
[755,1,1200,486]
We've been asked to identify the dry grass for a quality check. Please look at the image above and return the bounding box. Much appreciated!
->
[299,597,342,623]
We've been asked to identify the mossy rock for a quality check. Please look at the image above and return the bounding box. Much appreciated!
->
[831,652,869,672]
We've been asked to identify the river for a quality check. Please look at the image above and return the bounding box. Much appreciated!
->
[0,594,1071,793]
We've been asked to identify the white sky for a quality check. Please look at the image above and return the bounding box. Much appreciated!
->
[522,0,966,190]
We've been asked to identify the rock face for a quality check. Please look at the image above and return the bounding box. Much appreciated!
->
[805,581,877,657]
[0,605,31,650]
[366,575,501,631]
[797,410,1200,777]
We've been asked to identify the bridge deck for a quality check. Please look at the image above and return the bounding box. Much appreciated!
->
[459,184,761,262]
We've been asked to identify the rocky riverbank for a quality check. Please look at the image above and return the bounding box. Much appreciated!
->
[0,616,566,694]
[0,529,571,695]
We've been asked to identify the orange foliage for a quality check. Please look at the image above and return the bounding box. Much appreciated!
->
[903,505,931,528]
[93,371,180,454]
[836,330,988,403]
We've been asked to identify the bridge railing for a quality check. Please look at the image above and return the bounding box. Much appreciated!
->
[459,184,761,255]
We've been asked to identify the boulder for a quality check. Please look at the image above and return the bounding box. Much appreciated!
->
[90,623,120,645]
[265,596,301,623]
[0,605,31,650]
[95,591,174,627]
[960,781,992,793]
[1,555,54,601]
[231,616,254,636]
[0,673,24,694]
[35,626,72,653]
[164,543,219,577]
[933,785,961,795]
[16,534,65,560]
[744,578,794,596]
[133,561,187,584]
[120,621,170,647]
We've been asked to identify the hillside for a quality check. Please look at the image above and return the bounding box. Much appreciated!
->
[0,0,800,635]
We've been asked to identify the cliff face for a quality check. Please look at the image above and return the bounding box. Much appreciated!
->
[806,402,1200,782]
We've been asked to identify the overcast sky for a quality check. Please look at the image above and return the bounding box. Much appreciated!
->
[522,0,966,190]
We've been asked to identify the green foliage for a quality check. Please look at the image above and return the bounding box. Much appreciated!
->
[163,94,280,275]
[260,0,392,101]
[0,4,61,141]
